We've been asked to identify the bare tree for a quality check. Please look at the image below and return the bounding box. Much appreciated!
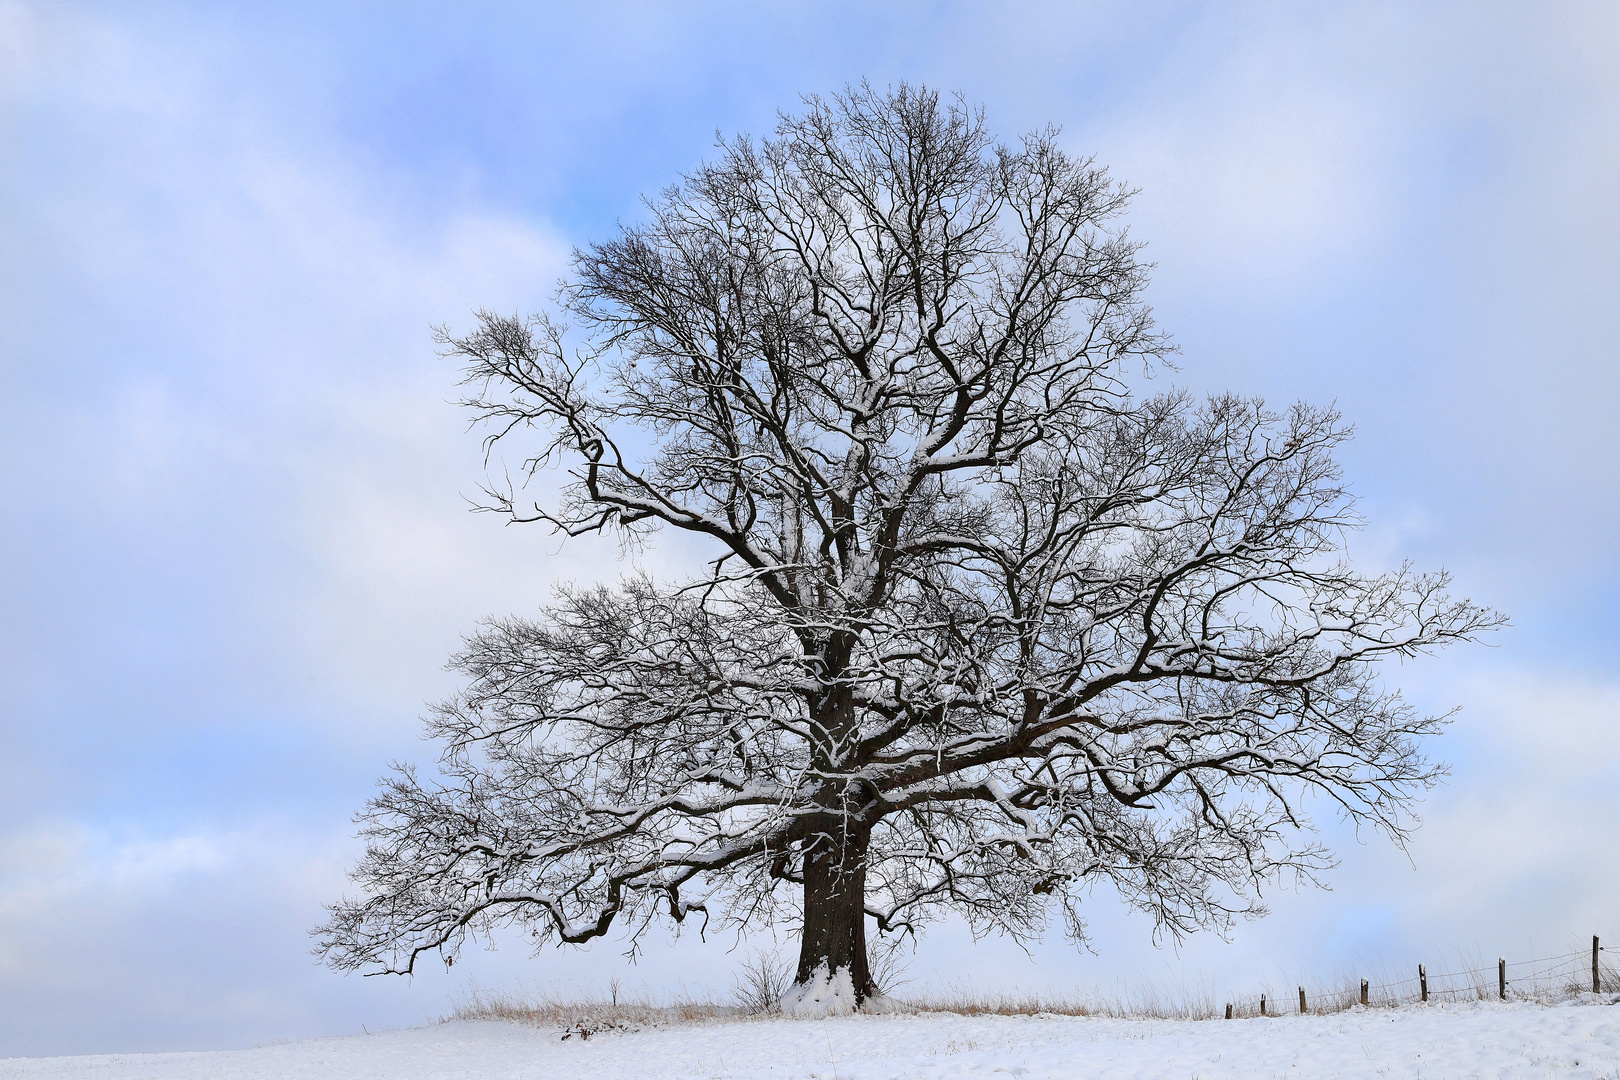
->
[316,84,1499,1012]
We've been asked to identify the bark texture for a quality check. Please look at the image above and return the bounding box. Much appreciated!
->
[796,817,878,1001]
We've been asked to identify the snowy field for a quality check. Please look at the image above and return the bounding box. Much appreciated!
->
[6,1002,1619,1079]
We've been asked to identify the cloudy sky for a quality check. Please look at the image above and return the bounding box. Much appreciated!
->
[3,0,1618,1058]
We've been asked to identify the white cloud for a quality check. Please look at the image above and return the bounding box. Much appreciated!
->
[1,0,616,736]
[0,824,230,935]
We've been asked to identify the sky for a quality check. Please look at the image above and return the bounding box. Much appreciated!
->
[2,0,1618,1059]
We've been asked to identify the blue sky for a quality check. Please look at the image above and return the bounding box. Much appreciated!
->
[3,0,1618,1057]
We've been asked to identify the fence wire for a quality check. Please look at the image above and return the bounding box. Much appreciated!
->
[1222,938,1616,1018]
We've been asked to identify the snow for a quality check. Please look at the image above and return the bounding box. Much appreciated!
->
[779,963,902,1016]
[7,1001,1620,1079]
[779,962,858,1016]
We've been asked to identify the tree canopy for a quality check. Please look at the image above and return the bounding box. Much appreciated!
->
[316,84,1498,1012]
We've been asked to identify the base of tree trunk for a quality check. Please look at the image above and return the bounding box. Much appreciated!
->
[780,963,897,1016]
[794,817,882,1010]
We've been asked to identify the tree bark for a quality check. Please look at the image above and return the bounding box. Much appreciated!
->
[795,813,879,1004]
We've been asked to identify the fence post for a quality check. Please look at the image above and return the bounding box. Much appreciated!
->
[1225,1003,1233,1019]
[1298,987,1307,1014]
[1419,964,1428,1003]
[1499,958,1506,1000]
[1260,994,1267,1016]
[1595,936,1602,994]
[1360,978,1369,1006]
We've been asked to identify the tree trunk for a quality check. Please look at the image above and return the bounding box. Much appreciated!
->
[795,814,880,1004]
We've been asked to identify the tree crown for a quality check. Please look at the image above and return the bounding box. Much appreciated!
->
[316,84,1499,980]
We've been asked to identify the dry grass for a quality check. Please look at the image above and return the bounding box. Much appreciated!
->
[448,981,739,1039]
[451,977,1226,1027]
[887,982,1222,1019]
[447,946,1620,1036]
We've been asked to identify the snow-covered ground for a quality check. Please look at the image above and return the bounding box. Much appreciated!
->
[6,1001,1619,1079]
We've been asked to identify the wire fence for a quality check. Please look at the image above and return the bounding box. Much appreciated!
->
[1221,935,1618,1019]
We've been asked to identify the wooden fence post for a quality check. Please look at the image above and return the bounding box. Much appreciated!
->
[1225,1003,1233,1019]
[1595,936,1602,994]
[1260,994,1267,1016]
[1298,987,1307,1014]
[1499,958,1506,1000]
[1360,978,1369,1006]
[1419,964,1428,1003]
